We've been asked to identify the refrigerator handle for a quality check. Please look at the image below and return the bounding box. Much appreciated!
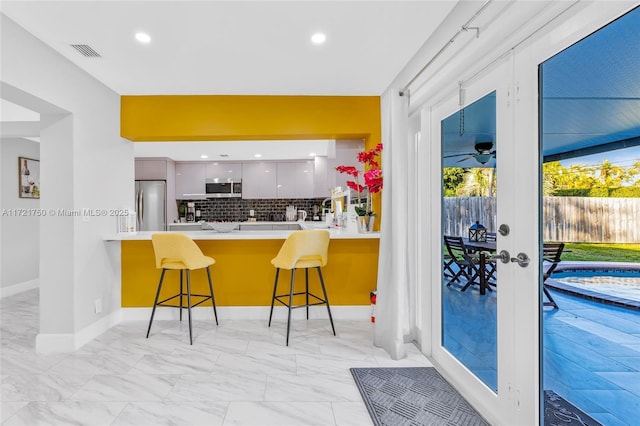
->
[135,191,140,228]
[140,189,144,225]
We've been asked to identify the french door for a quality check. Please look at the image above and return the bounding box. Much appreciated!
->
[428,51,542,425]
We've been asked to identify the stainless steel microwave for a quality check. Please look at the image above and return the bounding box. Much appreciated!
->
[205,178,242,198]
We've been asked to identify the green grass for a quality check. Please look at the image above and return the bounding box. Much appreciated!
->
[561,243,640,263]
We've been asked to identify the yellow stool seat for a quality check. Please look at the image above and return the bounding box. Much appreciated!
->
[268,230,335,345]
[147,233,218,344]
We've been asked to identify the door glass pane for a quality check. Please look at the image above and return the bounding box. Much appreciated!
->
[540,6,640,424]
[441,91,498,391]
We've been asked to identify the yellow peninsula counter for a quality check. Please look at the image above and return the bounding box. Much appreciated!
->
[106,227,380,310]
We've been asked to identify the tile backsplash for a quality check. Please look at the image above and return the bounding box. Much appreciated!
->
[177,198,328,222]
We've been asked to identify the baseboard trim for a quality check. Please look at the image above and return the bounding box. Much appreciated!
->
[35,309,122,354]
[1,278,38,299]
[121,305,371,321]
[35,305,369,353]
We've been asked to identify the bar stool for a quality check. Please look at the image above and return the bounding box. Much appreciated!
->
[147,233,218,344]
[268,230,336,345]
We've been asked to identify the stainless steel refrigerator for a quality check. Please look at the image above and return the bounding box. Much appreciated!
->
[135,180,166,231]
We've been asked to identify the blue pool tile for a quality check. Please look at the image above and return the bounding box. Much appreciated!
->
[591,412,632,426]
[610,356,640,371]
[595,372,640,398]
[544,350,621,390]
[580,389,640,424]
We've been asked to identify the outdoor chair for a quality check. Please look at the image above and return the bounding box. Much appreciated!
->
[542,242,565,309]
[443,235,482,291]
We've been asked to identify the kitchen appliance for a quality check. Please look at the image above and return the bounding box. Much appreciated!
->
[286,206,297,222]
[205,178,242,198]
[135,180,166,231]
[297,210,307,221]
[186,202,196,222]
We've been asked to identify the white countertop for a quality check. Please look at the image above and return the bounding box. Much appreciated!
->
[104,227,379,241]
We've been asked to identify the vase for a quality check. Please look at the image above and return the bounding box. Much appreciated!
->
[357,216,369,233]
[368,215,376,232]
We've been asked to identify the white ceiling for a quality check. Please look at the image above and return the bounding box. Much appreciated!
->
[1,1,457,160]
[0,1,457,96]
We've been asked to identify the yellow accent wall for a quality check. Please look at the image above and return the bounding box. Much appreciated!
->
[121,95,380,142]
[122,238,380,307]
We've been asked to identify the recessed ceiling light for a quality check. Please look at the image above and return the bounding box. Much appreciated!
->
[311,33,326,45]
[200,154,208,159]
[135,32,151,44]
[254,153,262,158]
[309,152,316,156]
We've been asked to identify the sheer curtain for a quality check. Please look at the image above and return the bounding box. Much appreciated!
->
[373,89,413,360]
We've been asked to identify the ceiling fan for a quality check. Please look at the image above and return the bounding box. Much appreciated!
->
[444,141,496,165]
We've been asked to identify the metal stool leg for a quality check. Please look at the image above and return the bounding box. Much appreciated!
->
[179,270,184,322]
[316,267,335,336]
[206,266,218,325]
[268,268,280,327]
[286,268,295,346]
[305,268,309,320]
[146,269,166,339]
[186,270,193,345]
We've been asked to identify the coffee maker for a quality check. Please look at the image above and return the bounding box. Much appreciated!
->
[186,202,196,222]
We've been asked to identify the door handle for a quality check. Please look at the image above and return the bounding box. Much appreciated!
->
[511,252,530,268]
[490,250,510,264]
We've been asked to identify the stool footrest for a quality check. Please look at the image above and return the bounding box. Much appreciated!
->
[157,293,213,309]
[274,292,325,309]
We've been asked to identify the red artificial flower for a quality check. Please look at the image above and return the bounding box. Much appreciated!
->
[346,180,365,193]
[364,169,383,194]
[335,165,359,177]
[336,143,383,214]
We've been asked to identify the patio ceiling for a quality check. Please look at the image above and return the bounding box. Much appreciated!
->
[443,6,640,167]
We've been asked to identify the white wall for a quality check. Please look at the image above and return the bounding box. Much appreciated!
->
[1,14,134,351]
[0,138,39,291]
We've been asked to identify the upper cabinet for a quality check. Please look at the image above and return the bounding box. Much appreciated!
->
[242,162,277,199]
[175,162,206,199]
[135,159,168,180]
[206,162,242,179]
[276,161,314,198]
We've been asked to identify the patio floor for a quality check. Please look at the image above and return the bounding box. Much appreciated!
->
[443,283,640,426]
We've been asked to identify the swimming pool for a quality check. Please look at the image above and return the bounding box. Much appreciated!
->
[548,267,640,309]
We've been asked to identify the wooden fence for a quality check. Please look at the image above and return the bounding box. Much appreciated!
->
[443,197,640,243]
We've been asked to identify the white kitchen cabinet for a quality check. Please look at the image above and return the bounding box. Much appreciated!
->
[313,156,329,197]
[276,161,314,198]
[206,162,242,179]
[135,159,168,180]
[175,162,206,199]
[242,162,277,199]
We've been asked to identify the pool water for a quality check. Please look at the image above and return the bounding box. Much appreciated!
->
[552,270,640,302]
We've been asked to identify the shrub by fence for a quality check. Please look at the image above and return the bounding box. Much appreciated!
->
[444,196,640,243]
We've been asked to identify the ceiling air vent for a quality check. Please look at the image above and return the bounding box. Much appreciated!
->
[70,44,101,58]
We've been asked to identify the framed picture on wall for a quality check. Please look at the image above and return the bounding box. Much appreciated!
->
[18,157,40,199]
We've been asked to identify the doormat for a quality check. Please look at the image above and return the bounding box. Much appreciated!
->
[350,367,489,426]
[544,390,602,426]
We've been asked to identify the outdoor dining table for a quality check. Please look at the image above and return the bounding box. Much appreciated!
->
[462,238,497,295]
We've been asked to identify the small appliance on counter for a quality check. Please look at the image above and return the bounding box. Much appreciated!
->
[297,210,307,221]
[186,202,196,222]
[286,205,297,222]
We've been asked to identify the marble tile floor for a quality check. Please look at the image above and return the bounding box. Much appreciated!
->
[1,290,431,425]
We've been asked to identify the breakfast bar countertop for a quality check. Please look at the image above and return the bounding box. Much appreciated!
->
[104,227,380,241]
